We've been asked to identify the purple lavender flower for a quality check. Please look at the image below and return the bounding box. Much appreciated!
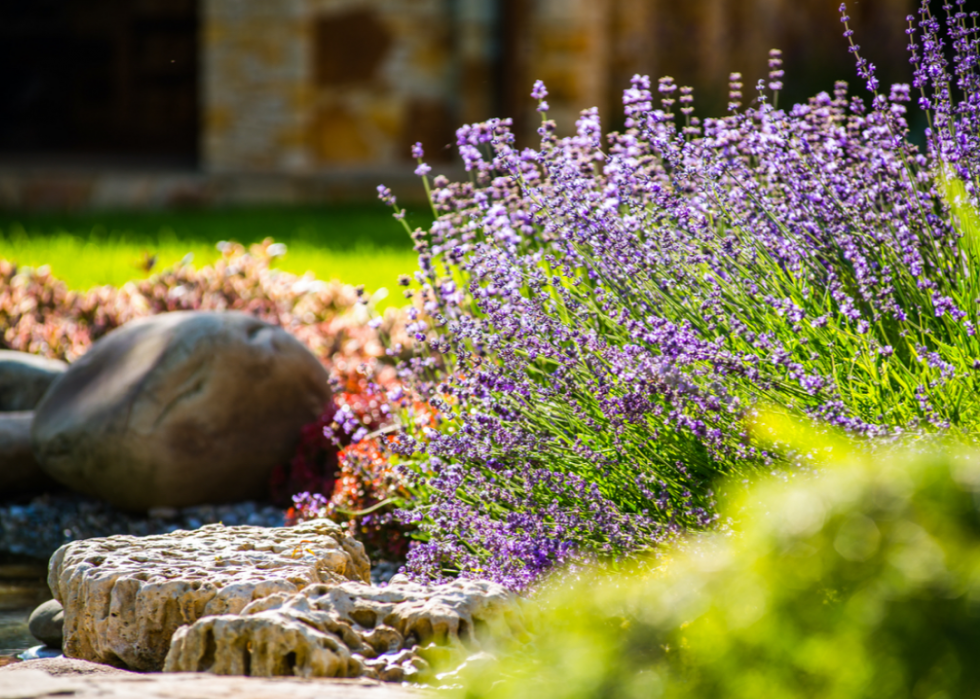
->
[377,0,980,591]
[376,185,396,207]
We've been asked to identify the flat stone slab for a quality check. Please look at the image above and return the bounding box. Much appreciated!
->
[49,521,371,672]
[0,666,423,699]
[1,658,133,677]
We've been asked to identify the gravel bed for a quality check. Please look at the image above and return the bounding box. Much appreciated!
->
[0,493,402,585]
[370,560,401,585]
[0,493,285,560]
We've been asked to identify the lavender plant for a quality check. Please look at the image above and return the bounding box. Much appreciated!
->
[459,419,980,699]
[381,1,980,590]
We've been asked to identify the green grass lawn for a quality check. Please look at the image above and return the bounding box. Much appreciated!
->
[0,206,429,307]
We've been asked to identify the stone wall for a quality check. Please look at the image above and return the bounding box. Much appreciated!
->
[202,0,313,173]
[202,0,485,173]
[0,0,918,209]
[505,0,914,143]
[526,0,611,135]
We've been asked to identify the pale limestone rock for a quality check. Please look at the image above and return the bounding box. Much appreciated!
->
[164,577,529,681]
[48,521,370,672]
[166,611,355,679]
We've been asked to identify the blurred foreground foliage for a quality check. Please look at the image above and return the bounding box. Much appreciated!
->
[461,418,980,698]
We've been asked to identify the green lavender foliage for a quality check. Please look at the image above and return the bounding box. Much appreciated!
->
[457,416,980,697]
[389,3,980,586]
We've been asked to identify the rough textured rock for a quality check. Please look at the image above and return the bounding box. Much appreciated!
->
[0,412,59,496]
[31,311,331,511]
[48,521,370,672]
[0,351,67,412]
[28,600,63,648]
[167,612,356,678]
[0,669,421,699]
[165,577,530,682]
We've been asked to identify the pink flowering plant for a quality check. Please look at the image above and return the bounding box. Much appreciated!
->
[377,2,980,590]
[0,239,390,364]
[282,374,441,563]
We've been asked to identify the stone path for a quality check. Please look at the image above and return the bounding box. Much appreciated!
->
[0,660,424,699]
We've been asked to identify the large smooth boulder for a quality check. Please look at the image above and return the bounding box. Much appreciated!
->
[165,577,530,682]
[31,311,330,511]
[0,412,59,496]
[48,521,371,672]
[0,351,67,412]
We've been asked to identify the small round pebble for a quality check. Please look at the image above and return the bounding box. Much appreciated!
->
[28,600,64,648]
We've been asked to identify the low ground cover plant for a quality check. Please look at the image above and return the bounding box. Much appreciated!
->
[282,377,438,562]
[457,417,980,698]
[371,2,980,589]
[0,239,394,362]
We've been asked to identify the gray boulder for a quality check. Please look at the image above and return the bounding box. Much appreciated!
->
[31,311,331,511]
[0,412,59,496]
[28,599,64,649]
[0,351,67,411]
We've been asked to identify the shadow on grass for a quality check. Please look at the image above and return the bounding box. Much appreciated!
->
[0,203,431,250]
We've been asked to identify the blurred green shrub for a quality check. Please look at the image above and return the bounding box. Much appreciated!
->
[461,419,980,698]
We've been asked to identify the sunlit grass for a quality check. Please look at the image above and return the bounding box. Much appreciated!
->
[0,231,416,305]
[0,230,217,288]
[0,206,426,309]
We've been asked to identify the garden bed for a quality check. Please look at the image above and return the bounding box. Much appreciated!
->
[3,2,980,695]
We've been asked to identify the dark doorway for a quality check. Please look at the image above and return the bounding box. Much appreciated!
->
[0,0,199,165]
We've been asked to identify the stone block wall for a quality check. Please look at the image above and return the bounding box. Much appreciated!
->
[0,0,919,209]
[307,0,458,165]
[203,0,312,173]
[503,0,914,143]
[526,0,611,134]
[201,0,915,174]
[202,0,484,174]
